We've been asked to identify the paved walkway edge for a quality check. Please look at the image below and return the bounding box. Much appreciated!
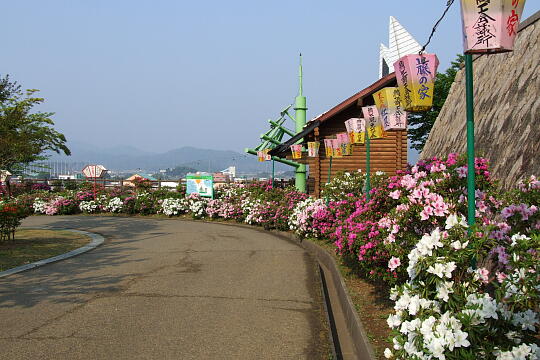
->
[196,220,376,360]
[271,230,377,360]
[197,219,377,360]
[0,229,105,278]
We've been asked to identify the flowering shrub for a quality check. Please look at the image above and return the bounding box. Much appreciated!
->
[321,171,366,201]
[132,177,153,192]
[0,202,29,241]
[33,198,48,214]
[134,192,158,215]
[31,183,51,192]
[104,197,124,213]
[289,197,331,238]
[79,200,100,214]
[184,193,208,219]
[384,218,540,360]
[33,196,79,215]
[161,198,188,216]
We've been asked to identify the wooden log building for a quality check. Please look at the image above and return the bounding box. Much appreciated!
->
[269,72,408,197]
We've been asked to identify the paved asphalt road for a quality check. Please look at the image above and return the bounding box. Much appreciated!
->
[0,216,331,360]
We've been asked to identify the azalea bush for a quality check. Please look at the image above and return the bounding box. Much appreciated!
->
[0,201,30,241]
[384,217,539,360]
[286,155,539,359]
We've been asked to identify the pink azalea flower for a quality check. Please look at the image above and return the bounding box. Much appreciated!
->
[420,206,433,220]
[477,268,490,284]
[388,257,401,271]
[496,271,507,283]
[456,166,467,178]
[389,190,401,200]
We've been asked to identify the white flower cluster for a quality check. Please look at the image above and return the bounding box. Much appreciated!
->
[241,198,260,224]
[407,227,445,279]
[387,310,470,359]
[189,199,207,219]
[33,198,47,214]
[288,197,326,238]
[386,220,539,360]
[104,197,123,213]
[462,293,502,325]
[161,198,188,216]
[495,343,540,360]
[511,309,539,332]
[321,171,365,201]
[244,200,265,225]
[79,200,100,213]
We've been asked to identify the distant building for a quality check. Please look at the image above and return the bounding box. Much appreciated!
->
[58,174,77,180]
[124,173,157,186]
[221,166,236,178]
[379,16,422,79]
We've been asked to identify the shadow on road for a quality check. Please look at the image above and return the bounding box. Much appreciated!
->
[0,216,163,309]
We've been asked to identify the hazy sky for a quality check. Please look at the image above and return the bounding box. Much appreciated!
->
[2,1,537,155]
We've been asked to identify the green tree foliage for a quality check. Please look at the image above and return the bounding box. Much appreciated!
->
[0,75,70,196]
[408,55,464,152]
[0,75,21,103]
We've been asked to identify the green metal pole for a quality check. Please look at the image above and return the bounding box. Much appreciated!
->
[465,54,475,230]
[327,156,333,184]
[365,131,371,200]
[268,120,296,137]
[294,54,307,193]
[271,159,275,188]
[326,156,333,205]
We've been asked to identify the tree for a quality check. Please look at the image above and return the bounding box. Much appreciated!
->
[0,75,20,103]
[0,76,70,196]
[408,55,465,152]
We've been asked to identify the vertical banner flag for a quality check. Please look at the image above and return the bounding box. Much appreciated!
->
[460,0,527,54]
[290,144,302,159]
[337,132,353,156]
[351,118,366,144]
[263,149,271,161]
[373,87,408,130]
[345,118,366,144]
[324,139,333,157]
[393,54,439,112]
[331,139,343,158]
[361,106,385,139]
[307,142,320,157]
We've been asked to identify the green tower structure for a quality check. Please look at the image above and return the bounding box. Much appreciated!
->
[294,54,307,193]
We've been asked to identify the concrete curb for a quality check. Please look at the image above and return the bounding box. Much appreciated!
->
[271,231,377,360]
[0,229,105,278]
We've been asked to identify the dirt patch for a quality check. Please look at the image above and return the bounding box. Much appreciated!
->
[0,229,91,271]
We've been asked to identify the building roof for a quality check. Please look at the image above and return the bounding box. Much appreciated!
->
[128,173,157,181]
[269,72,397,157]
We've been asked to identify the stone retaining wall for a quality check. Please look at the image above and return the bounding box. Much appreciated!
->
[421,11,540,189]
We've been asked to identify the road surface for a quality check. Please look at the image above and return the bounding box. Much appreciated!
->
[0,216,330,359]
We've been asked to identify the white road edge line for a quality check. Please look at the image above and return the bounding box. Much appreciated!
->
[0,229,105,278]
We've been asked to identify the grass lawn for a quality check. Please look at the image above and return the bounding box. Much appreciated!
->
[0,229,91,272]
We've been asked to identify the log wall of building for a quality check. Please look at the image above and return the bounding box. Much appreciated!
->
[306,110,407,197]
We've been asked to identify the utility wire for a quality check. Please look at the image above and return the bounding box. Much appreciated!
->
[420,0,455,54]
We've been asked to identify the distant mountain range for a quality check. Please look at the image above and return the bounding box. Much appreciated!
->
[47,142,288,175]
